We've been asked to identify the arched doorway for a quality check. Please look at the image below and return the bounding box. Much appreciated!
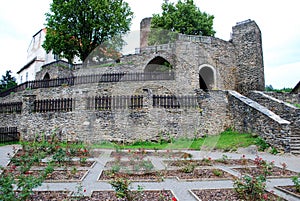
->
[144,56,172,72]
[43,73,50,80]
[199,65,215,91]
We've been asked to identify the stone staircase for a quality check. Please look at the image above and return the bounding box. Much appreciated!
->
[247,91,300,155]
[290,122,300,155]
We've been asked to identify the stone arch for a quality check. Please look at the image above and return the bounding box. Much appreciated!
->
[199,64,216,90]
[43,72,50,80]
[144,56,172,72]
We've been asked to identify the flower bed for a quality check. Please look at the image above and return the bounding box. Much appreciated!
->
[191,188,286,201]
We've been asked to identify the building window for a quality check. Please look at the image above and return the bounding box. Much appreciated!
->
[20,76,23,84]
[26,72,28,82]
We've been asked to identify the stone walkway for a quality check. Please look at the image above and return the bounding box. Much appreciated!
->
[0,145,300,201]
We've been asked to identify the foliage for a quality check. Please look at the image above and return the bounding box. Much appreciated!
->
[265,85,292,93]
[109,177,132,200]
[234,156,274,200]
[0,146,54,201]
[43,0,133,63]
[292,173,300,193]
[0,70,17,92]
[148,0,215,45]
[254,137,270,151]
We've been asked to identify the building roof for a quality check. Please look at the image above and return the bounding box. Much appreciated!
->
[17,57,37,74]
[291,81,300,93]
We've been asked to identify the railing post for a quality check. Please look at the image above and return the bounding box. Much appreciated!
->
[22,94,36,115]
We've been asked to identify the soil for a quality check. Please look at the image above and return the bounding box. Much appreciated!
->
[33,160,96,168]
[23,191,71,201]
[45,170,88,181]
[110,150,190,158]
[105,160,154,172]
[233,166,299,178]
[23,190,175,201]
[276,186,300,198]
[78,190,175,201]
[99,168,235,181]
[191,188,287,201]
[164,158,255,167]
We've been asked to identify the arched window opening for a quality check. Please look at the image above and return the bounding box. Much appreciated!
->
[199,66,214,91]
[43,73,50,80]
[145,56,172,72]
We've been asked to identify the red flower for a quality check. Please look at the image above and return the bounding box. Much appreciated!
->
[84,189,86,192]
[262,193,268,200]
[172,197,177,201]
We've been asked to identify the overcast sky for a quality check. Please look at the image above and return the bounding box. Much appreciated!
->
[0,0,299,88]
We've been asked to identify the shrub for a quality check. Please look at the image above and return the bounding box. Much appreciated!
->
[292,174,300,193]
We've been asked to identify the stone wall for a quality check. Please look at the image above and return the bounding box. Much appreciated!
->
[0,83,231,143]
[231,20,265,94]
[264,92,300,105]
[248,91,300,153]
[228,90,291,152]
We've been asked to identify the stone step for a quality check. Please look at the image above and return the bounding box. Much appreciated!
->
[291,150,300,155]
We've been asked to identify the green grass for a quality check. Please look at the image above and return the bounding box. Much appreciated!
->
[92,130,258,151]
[0,130,261,151]
[294,103,300,109]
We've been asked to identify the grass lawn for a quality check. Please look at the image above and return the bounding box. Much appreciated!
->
[92,130,259,151]
[0,130,264,151]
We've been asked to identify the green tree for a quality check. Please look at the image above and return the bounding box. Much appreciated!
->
[148,0,215,45]
[43,0,133,64]
[0,70,17,92]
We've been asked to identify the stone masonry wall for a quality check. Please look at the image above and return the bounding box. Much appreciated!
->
[228,91,291,152]
[248,91,300,153]
[0,84,231,143]
[264,92,300,105]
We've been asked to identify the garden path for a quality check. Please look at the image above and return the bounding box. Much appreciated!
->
[0,145,299,201]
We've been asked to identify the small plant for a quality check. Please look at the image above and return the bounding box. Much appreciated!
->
[281,162,287,175]
[110,177,133,200]
[212,169,223,177]
[241,154,248,166]
[234,174,267,200]
[73,182,86,199]
[216,154,228,164]
[292,173,300,193]
[181,164,195,173]
[255,137,270,151]
[79,157,87,164]
[269,147,279,155]
[52,147,67,164]
[182,152,193,160]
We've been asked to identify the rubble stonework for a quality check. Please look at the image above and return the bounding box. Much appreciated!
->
[0,20,299,153]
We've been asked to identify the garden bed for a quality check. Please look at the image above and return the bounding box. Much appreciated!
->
[233,166,299,178]
[78,190,176,201]
[275,186,300,198]
[99,168,235,181]
[17,191,71,201]
[110,150,190,158]
[191,188,286,201]
[164,158,255,167]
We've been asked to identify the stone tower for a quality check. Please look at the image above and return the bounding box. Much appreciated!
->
[231,19,265,94]
[140,17,152,48]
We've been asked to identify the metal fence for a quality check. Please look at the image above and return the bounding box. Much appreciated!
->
[34,98,74,113]
[153,95,198,108]
[90,95,144,110]
[0,72,175,97]
[0,102,22,114]
[0,127,19,143]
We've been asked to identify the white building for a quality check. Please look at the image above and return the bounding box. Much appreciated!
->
[17,29,57,84]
